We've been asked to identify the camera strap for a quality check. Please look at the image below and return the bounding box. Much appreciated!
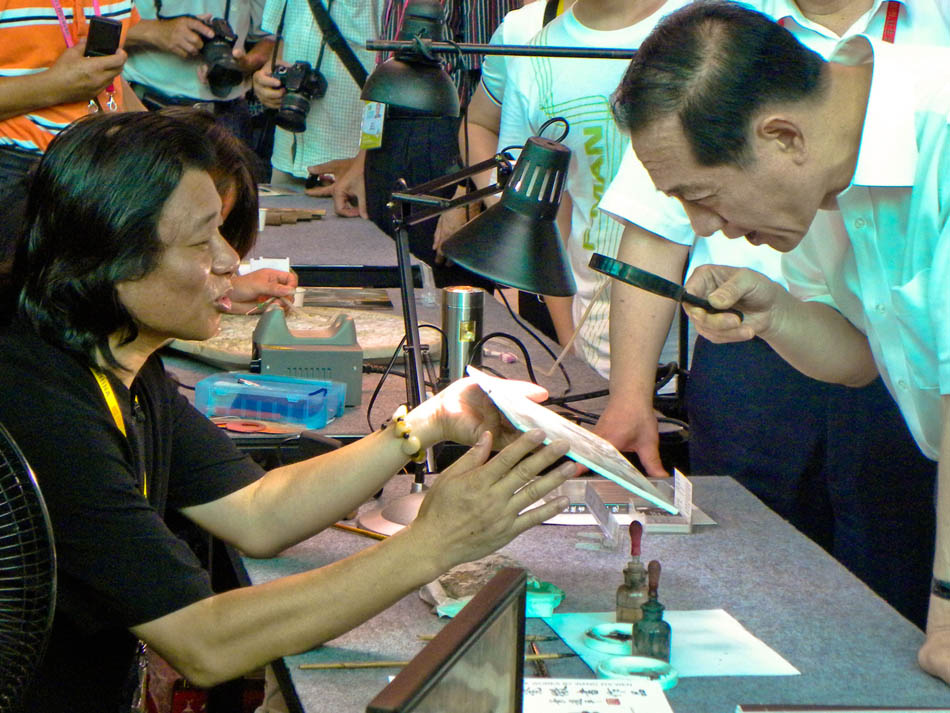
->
[303,0,367,87]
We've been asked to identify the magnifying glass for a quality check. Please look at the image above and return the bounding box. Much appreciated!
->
[589,253,743,320]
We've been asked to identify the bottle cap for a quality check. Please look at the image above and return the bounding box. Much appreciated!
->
[629,520,643,557]
[647,559,661,598]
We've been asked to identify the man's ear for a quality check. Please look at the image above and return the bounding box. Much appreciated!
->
[756,115,807,164]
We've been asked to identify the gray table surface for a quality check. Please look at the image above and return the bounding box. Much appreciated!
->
[239,475,950,712]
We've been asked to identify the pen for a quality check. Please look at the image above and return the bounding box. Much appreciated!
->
[332,523,388,541]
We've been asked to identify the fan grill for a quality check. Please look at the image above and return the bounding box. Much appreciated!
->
[0,425,56,713]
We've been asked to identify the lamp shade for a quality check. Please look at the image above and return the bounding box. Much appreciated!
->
[440,136,576,297]
[360,0,460,117]
[360,58,460,117]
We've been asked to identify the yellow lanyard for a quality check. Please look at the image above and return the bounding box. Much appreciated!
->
[91,369,148,498]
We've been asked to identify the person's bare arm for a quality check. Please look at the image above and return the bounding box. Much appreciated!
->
[434,84,505,248]
[0,42,126,122]
[460,83,504,201]
[685,264,878,387]
[917,395,950,685]
[119,76,146,111]
[592,221,689,477]
[132,386,577,686]
[325,149,367,218]
[545,194,576,346]
[125,16,215,57]
[233,37,274,75]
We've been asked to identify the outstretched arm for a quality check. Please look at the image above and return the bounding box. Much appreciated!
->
[133,422,576,686]
[0,43,126,121]
[684,264,878,387]
[918,396,950,685]
[593,221,689,478]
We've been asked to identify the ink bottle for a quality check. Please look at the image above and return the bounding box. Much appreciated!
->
[616,520,648,623]
[633,559,672,661]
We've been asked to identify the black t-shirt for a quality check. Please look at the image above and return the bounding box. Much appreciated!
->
[0,321,264,712]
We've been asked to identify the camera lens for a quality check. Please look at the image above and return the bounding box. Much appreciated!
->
[202,41,242,97]
[276,93,310,133]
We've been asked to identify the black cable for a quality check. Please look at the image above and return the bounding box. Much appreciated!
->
[554,402,600,423]
[364,324,445,432]
[472,330,537,383]
[366,335,407,433]
[537,116,569,143]
[544,389,609,405]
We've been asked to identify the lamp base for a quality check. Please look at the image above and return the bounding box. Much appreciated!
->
[358,489,427,536]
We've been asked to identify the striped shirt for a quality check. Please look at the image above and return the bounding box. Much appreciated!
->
[0,0,138,153]
[380,0,519,104]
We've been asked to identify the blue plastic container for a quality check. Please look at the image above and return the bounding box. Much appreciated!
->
[195,372,346,429]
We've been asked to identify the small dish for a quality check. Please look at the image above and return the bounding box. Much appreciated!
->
[596,656,678,690]
[583,622,634,655]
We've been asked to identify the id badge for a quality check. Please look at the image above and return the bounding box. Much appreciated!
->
[359,100,385,150]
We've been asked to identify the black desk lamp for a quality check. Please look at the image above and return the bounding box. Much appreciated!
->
[358,135,574,536]
[358,0,609,534]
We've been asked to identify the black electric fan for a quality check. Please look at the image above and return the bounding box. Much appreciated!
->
[0,422,56,712]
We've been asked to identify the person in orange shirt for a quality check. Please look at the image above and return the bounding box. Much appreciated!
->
[0,0,138,300]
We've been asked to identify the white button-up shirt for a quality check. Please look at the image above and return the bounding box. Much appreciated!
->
[598,0,950,286]
[783,36,950,459]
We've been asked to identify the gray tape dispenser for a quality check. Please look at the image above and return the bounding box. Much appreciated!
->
[250,308,363,406]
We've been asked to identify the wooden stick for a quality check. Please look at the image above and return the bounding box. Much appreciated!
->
[529,641,550,678]
[299,653,575,670]
[542,280,609,377]
[331,523,388,541]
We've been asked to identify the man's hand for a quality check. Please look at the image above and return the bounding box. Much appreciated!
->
[132,16,214,58]
[230,46,268,75]
[920,596,950,684]
[323,154,367,218]
[594,401,669,478]
[304,157,356,196]
[44,41,127,104]
[227,268,298,314]
[684,264,785,344]
[252,61,284,109]
[199,40,272,86]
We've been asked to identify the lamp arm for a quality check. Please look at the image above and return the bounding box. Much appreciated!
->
[396,152,513,198]
[389,151,515,228]
[393,183,506,228]
[367,39,636,60]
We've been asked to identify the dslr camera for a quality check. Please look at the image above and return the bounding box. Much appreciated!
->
[273,61,328,133]
[200,17,244,97]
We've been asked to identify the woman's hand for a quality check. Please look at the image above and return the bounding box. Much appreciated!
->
[406,429,577,573]
[227,269,298,314]
[406,377,548,451]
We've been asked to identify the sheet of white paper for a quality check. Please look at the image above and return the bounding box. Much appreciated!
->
[467,367,677,514]
[523,678,673,713]
[543,610,800,678]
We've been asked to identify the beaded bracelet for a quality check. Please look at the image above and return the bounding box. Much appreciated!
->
[389,404,426,463]
[932,578,950,600]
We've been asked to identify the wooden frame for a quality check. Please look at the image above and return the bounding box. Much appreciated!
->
[366,567,527,713]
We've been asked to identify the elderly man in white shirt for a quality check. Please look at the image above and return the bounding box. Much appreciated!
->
[609,0,950,683]
[597,0,948,631]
